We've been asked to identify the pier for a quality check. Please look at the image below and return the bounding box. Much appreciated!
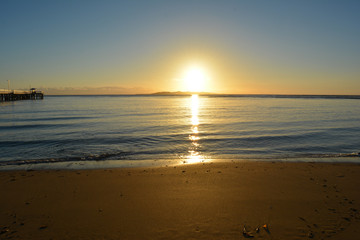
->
[0,88,44,102]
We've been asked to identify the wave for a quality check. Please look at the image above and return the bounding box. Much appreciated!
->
[0,151,130,167]
[1,151,359,168]
[0,123,74,130]
[0,116,95,123]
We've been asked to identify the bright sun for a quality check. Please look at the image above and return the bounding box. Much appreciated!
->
[182,65,208,92]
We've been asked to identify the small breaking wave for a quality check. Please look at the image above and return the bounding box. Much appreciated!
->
[1,151,359,169]
[0,151,131,167]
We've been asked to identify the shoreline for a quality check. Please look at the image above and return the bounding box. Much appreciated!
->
[1,156,360,171]
[1,161,360,239]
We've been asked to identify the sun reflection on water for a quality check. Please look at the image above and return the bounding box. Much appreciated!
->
[185,94,205,164]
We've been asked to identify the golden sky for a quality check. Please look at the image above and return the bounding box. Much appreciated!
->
[1,1,360,95]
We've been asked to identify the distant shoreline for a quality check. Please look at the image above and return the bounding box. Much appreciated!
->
[44,93,360,99]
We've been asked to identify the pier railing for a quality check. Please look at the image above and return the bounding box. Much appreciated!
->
[0,89,11,93]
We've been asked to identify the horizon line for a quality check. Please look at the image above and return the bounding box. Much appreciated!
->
[44,92,360,99]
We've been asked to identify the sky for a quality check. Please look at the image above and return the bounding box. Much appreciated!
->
[1,0,359,95]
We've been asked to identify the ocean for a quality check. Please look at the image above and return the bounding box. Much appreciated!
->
[1,95,360,170]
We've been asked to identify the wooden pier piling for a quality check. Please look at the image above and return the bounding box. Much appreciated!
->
[0,89,44,102]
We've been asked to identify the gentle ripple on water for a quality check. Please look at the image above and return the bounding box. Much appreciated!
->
[1,95,360,169]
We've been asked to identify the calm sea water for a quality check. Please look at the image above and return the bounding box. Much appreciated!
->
[1,95,360,169]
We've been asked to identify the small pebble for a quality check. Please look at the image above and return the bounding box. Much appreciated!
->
[0,228,10,235]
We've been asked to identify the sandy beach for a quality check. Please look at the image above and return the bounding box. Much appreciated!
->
[1,161,360,240]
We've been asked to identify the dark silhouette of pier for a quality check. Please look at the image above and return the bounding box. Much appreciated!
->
[0,88,44,102]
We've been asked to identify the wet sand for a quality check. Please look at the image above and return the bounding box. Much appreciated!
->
[1,161,360,239]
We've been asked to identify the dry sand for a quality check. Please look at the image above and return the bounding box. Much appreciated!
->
[1,161,360,239]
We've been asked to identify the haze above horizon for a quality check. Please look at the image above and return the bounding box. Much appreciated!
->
[1,1,359,95]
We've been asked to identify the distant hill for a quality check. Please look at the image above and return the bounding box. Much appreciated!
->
[151,91,213,96]
[148,92,360,99]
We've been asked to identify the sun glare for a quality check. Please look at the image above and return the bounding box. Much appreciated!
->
[186,94,205,164]
[182,66,208,92]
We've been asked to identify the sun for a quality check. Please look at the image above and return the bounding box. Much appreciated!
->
[182,65,208,92]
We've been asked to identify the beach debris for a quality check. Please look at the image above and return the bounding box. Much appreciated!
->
[242,226,254,238]
[0,227,10,235]
[39,225,48,230]
[263,224,270,233]
[350,208,358,212]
